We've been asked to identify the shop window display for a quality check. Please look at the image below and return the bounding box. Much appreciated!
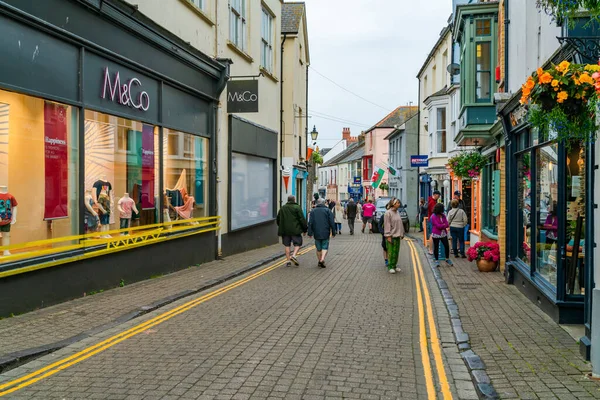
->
[84,111,159,235]
[164,130,209,223]
[565,142,586,296]
[518,153,532,267]
[0,90,78,259]
[535,143,558,287]
[231,153,274,230]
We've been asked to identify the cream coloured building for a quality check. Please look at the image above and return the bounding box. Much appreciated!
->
[126,0,284,255]
[280,2,310,215]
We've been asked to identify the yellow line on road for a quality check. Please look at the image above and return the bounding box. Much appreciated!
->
[407,239,437,400]
[0,247,315,397]
[408,239,453,400]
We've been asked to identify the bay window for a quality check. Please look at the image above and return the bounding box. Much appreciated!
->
[436,108,447,153]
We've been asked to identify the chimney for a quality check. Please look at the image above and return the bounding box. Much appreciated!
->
[342,127,352,143]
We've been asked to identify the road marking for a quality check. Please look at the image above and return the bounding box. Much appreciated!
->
[407,239,437,399]
[408,239,453,400]
[0,247,315,397]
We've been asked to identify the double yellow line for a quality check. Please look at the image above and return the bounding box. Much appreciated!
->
[0,247,314,397]
[407,239,453,400]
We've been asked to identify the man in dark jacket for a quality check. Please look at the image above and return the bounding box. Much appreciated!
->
[277,195,308,267]
[308,198,336,268]
[345,198,358,235]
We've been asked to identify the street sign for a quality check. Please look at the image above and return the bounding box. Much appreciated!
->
[410,155,428,167]
[353,176,361,185]
[227,80,259,113]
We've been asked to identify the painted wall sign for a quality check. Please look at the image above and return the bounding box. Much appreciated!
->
[102,67,150,111]
[44,102,69,220]
[410,155,429,167]
[509,104,528,127]
[227,80,259,113]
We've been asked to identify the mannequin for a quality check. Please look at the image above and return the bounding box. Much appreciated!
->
[92,175,113,224]
[97,189,111,237]
[84,190,100,234]
[0,185,18,256]
[118,193,138,234]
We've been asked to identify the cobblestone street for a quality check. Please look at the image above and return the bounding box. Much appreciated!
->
[0,227,598,399]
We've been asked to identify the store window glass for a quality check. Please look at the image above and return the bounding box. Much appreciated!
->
[535,144,558,287]
[84,111,159,235]
[0,90,78,260]
[164,130,209,222]
[482,159,498,236]
[566,142,586,295]
[231,153,274,230]
[518,153,532,266]
[476,42,492,101]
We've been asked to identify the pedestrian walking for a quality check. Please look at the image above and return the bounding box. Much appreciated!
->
[418,198,427,232]
[384,197,406,274]
[427,190,441,254]
[334,202,344,235]
[357,201,363,220]
[378,203,389,268]
[430,203,453,267]
[361,198,376,233]
[446,190,466,212]
[307,198,336,268]
[448,199,468,258]
[276,195,308,267]
[328,199,336,211]
[345,198,358,235]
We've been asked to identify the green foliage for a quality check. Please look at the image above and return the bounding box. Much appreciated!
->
[119,279,125,287]
[536,0,600,25]
[311,151,323,165]
[379,182,389,192]
[448,151,487,179]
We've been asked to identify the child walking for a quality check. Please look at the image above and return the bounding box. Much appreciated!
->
[430,203,454,267]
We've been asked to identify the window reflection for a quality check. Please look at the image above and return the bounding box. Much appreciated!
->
[566,143,586,295]
[535,144,558,287]
[518,153,531,266]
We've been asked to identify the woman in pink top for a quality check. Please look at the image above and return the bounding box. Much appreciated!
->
[361,198,376,234]
[430,203,454,267]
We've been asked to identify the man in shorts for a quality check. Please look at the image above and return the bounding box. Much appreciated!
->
[361,198,376,233]
[276,195,308,267]
[308,198,336,268]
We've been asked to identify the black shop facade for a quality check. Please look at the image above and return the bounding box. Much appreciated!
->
[0,0,229,316]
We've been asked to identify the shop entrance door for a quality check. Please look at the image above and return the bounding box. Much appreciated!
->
[462,180,472,228]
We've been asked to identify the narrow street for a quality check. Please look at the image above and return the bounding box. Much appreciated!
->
[0,228,474,399]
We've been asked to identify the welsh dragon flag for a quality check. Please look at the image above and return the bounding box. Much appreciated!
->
[371,167,386,189]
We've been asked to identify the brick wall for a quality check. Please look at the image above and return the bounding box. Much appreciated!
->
[498,146,507,272]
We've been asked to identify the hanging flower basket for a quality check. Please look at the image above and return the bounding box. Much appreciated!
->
[520,61,600,145]
[448,152,487,179]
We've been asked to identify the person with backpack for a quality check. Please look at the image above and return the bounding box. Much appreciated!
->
[448,199,468,258]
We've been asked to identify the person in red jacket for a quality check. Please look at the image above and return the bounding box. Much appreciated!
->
[427,190,441,254]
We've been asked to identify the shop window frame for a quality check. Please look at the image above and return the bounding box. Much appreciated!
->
[481,156,498,238]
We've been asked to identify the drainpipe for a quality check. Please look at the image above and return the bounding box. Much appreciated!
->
[504,0,510,91]
[280,34,288,208]
[417,77,421,205]
[306,63,309,213]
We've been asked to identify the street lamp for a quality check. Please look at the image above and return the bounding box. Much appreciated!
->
[310,125,319,144]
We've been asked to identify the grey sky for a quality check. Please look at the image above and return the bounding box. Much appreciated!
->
[303,0,451,150]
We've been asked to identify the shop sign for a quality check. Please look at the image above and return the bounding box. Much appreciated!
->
[410,155,428,167]
[389,180,399,189]
[509,105,528,127]
[227,80,259,113]
[353,176,361,185]
[102,67,150,112]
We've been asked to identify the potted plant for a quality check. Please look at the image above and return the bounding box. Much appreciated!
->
[466,242,500,272]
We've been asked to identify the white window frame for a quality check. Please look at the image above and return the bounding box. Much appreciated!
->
[191,0,204,11]
[261,7,274,72]
[436,107,447,154]
[229,0,247,51]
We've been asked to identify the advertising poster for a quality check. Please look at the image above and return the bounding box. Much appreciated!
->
[141,124,155,209]
[44,102,69,220]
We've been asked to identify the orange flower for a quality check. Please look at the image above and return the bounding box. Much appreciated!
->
[551,79,560,87]
[557,91,568,103]
[539,72,553,84]
[537,67,544,77]
[556,61,571,75]
[579,73,594,85]
[525,77,535,89]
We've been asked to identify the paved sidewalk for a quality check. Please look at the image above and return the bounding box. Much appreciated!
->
[0,242,296,367]
[410,234,600,399]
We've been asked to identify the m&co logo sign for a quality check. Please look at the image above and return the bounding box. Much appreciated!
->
[227,80,259,113]
[101,67,150,112]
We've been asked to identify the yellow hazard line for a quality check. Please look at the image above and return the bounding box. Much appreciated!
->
[407,239,453,400]
[0,246,315,397]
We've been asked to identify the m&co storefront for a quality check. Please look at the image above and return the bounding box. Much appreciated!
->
[0,0,228,315]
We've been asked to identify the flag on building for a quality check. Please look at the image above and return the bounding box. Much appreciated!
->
[371,167,385,189]
[387,165,397,176]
